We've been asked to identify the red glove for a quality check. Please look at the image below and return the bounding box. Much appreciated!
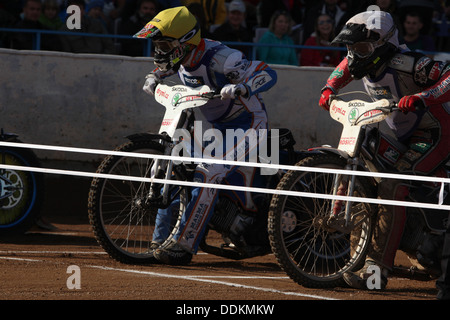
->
[398,94,425,113]
[319,88,334,111]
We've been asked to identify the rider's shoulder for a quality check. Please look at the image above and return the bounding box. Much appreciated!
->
[387,50,432,74]
[207,43,245,71]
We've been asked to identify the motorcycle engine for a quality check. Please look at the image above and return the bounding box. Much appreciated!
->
[209,196,255,247]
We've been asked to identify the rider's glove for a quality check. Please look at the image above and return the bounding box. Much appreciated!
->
[398,94,425,113]
[143,73,160,96]
[220,84,247,100]
[319,88,334,111]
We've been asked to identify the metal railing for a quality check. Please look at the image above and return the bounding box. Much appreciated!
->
[1,26,448,59]
[0,26,350,59]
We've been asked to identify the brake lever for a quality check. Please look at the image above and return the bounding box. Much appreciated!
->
[378,102,400,113]
[201,91,221,99]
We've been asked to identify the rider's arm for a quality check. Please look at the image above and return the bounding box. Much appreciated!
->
[416,68,450,107]
[151,67,176,80]
[398,53,450,112]
[221,51,277,97]
[143,68,176,95]
[319,57,353,110]
[415,56,450,106]
[322,57,354,93]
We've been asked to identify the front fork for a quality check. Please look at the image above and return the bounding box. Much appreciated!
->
[147,140,174,207]
[330,158,359,226]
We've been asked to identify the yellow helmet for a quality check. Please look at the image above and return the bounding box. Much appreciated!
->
[134,6,201,71]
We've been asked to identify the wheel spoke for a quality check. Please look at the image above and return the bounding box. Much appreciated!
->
[268,155,375,288]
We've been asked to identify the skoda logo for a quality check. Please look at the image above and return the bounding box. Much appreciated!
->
[172,93,182,106]
[348,108,359,123]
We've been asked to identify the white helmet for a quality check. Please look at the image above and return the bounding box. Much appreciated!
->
[332,10,399,79]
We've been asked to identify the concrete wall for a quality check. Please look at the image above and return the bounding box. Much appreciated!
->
[0,48,365,165]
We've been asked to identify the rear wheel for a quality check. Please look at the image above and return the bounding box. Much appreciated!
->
[268,154,376,288]
[88,140,189,264]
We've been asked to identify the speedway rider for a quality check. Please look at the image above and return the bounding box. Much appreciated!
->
[134,6,277,265]
[318,10,450,290]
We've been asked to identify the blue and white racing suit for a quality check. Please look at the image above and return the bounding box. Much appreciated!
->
[152,39,277,253]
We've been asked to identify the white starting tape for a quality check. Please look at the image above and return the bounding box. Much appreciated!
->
[0,141,448,210]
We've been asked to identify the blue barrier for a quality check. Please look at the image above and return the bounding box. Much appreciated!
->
[0,26,346,59]
[0,27,448,59]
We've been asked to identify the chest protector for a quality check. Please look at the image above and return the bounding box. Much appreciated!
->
[178,42,236,122]
[363,52,436,141]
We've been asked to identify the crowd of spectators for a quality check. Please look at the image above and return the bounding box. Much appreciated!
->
[1,0,449,66]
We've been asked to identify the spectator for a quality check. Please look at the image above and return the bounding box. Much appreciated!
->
[60,0,115,54]
[257,0,304,28]
[118,0,160,56]
[376,0,397,12]
[0,0,22,21]
[343,0,372,17]
[401,11,436,53]
[107,0,127,21]
[186,2,211,38]
[302,0,349,43]
[397,0,441,35]
[241,0,259,31]
[256,10,298,66]
[181,0,227,30]
[0,8,17,48]
[435,0,450,52]
[39,0,63,30]
[156,0,182,10]
[86,0,109,30]
[10,0,62,51]
[211,0,253,57]
[300,14,341,67]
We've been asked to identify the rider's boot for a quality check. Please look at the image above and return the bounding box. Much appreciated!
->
[343,259,389,289]
[344,180,408,290]
[153,239,193,265]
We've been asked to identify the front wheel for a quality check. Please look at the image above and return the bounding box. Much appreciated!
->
[268,154,376,288]
[0,143,44,234]
[88,140,189,264]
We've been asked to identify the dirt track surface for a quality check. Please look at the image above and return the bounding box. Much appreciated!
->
[0,176,442,305]
[0,221,440,301]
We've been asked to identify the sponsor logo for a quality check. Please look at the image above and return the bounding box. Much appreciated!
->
[363,109,383,118]
[367,86,393,99]
[415,56,432,72]
[156,87,169,99]
[414,67,428,85]
[348,108,358,123]
[172,93,182,106]
[171,87,188,92]
[348,102,365,107]
[161,119,173,126]
[183,75,204,86]
[423,77,450,98]
[251,75,267,89]
[331,104,346,116]
[390,55,404,66]
[339,137,356,145]
[429,62,443,81]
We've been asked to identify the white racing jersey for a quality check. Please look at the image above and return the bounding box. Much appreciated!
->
[155,39,277,123]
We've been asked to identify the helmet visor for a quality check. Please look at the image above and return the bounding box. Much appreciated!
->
[347,42,375,58]
[153,39,180,54]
